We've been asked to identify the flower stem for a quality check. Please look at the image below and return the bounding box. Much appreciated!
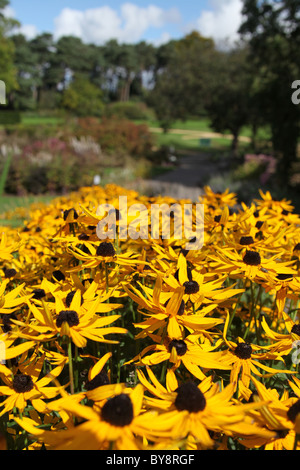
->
[68,337,75,394]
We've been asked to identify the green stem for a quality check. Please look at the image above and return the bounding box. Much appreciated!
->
[228,292,243,332]
[68,337,75,394]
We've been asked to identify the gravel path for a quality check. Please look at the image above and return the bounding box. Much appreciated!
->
[129,151,232,201]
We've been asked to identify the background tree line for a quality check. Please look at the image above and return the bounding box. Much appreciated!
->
[1,0,300,185]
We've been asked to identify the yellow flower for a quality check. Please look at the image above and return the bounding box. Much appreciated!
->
[135,374,275,449]
[0,353,65,416]
[240,376,300,450]
[14,289,127,348]
[127,333,231,386]
[0,232,21,262]
[0,279,28,314]
[15,384,165,450]
[209,246,296,281]
[221,313,296,399]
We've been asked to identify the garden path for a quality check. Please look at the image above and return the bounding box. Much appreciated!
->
[129,150,232,201]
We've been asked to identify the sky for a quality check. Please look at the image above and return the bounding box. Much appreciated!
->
[4,0,245,47]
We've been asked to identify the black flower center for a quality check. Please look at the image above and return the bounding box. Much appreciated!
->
[85,371,110,391]
[56,310,80,328]
[239,236,254,246]
[96,242,116,258]
[276,274,293,281]
[13,374,34,393]
[183,281,199,295]
[52,270,65,282]
[78,233,90,241]
[32,289,46,300]
[4,268,17,279]
[291,324,300,337]
[168,339,187,356]
[101,394,134,427]
[65,291,84,308]
[287,399,300,423]
[175,382,206,413]
[243,251,261,266]
[2,314,16,333]
[234,342,252,359]
[164,299,185,316]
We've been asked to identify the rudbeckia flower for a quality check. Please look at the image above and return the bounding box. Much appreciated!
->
[240,376,300,450]
[15,384,168,450]
[221,313,296,399]
[209,246,296,281]
[127,333,231,387]
[124,274,224,340]
[0,232,21,262]
[0,279,29,314]
[261,272,300,315]
[0,353,65,416]
[134,376,275,449]
[13,289,127,348]
[165,253,244,310]
[260,311,300,356]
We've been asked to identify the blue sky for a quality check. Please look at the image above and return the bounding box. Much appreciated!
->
[6,0,244,46]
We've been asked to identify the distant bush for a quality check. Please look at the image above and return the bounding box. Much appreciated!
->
[1,116,155,195]
[76,116,154,158]
[3,136,102,195]
[104,101,154,121]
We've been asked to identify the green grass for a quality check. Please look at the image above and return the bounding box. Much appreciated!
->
[135,117,213,133]
[0,194,56,227]
[21,115,63,126]
[153,131,251,153]
[135,117,271,141]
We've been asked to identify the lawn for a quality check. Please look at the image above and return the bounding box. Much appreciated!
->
[0,194,56,227]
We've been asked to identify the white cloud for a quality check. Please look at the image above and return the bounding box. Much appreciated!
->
[152,31,172,47]
[196,0,243,46]
[18,24,40,40]
[3,5,15,18]
[53,3,181,44]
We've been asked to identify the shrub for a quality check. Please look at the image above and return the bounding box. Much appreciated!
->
[104,101,154,121]
[76,116,154,158]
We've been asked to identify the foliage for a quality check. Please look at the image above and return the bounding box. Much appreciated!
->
[239,0,300,182]
[148,32,216,132]
[104,101,154,121]
[1,116,154,194]
[0,0,18,96]
[76,116,154,158]
[61,76,104,117]
[203,45,255,157]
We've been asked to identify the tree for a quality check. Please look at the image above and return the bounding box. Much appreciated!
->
[204,45,254,157]
[239,0,300,183]
[148,32,217,131]
[61,75,104,117]
[10,34,40,110]
[29,33,58,108]
[0,0,18,101]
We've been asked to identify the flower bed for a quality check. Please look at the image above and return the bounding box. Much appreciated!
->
[0,184,300,450]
